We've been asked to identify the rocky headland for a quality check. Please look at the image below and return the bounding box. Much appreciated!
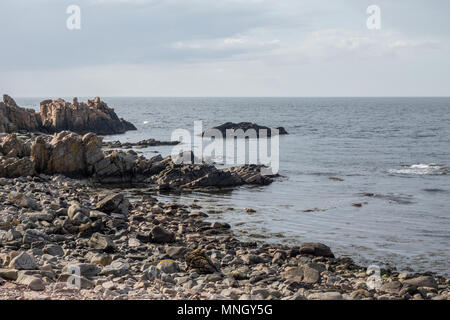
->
[0,95,136,135]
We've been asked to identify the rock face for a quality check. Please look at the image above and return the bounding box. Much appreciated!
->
[31,131,103,177]
[0,95,136,135]
[0,95,42,133]
[39,97,136,135]
[203,122,288,138]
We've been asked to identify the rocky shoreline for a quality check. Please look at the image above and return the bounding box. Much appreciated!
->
[0,99,449,300]
[0,175,449,300]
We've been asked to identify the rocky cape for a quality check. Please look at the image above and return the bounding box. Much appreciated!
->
[0,95,136,135]
[0,131,275,190]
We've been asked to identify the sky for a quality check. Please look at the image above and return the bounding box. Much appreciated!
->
[0,0,449,97]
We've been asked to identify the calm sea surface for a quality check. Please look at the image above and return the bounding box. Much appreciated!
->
[18,97,450,276]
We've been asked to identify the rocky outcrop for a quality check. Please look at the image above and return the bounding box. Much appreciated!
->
[39,97,136,135]
[0,95,136,135]
[0,131,276,189]
[31,131,104,177]
[203,122,288,138]
[0,95,42,133]
[102,138,179,149]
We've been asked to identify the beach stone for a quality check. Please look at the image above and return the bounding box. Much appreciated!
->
[302,263,322,284]
[9,252,38,270]
[17,275,45,291]
[0,268,18,280]
[299,242,334,258]
[165,246,187,259]
[380,281,403,294]
[403,276,438,289]
[96,193,130,216]
[89,233,116,252]
[150,225,175,243]
[43,244,64,257]
[185,249,218,274]
[23,229,49,244]
[308,292,343,300]
[100,260,130,276]
[282,266,303,282]
[8,192,39,210]
[90,253,112,266]
[157,260,179,274]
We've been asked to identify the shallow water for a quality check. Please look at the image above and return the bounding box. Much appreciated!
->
[18,97,450,276]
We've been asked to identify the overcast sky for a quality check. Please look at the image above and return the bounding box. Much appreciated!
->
[1,0,449,97]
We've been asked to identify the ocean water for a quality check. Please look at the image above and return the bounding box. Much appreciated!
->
[18,97,450,276]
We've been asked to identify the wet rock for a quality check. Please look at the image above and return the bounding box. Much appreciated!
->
[403,276,438,289]
[299,242,334,258]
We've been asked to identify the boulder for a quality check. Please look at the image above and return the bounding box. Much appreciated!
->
[0,133,30,158]
[184,249,218,274]
[150,226,176,244]
[32,131,101,177]
[299,243,335,258]
[403,276,438,289]
[96,193,130,216]
[88,233,116,252]
[9,252,38,270]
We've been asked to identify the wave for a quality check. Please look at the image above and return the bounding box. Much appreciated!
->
[388,164,450,175]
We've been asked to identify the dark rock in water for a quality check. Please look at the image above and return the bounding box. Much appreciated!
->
[203,122,288,138]
[0,94,136,135]
[103,138,179,149]
[299,242,334,258]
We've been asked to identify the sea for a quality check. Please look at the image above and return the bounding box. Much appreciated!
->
[17,97,450,276]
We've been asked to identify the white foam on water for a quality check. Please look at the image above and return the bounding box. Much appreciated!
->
[388,164,447,175]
